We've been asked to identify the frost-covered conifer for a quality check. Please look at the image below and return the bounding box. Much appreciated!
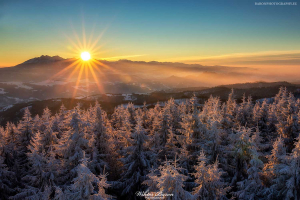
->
[65,153,111,200]
[120,117,151,199]
[0,127,17,199]
[17,107,34,149]
[56,110,89,184]
[193,151,228,200]
[148,158,192,200]
[235,151,264,200]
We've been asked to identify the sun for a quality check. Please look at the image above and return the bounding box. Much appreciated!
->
[81,51,91,61]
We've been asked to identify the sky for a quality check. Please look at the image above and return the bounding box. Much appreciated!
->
[0,0,300,67]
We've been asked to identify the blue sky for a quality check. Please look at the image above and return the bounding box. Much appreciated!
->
[0,0,299,66]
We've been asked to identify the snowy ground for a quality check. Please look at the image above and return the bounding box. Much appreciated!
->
[0,82,33,90]
[0,88,7,94]
[31,80,68,86]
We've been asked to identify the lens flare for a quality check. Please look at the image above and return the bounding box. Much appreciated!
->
[81,52,91,61]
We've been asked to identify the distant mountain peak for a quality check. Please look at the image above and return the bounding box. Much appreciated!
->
[21,55,65,65]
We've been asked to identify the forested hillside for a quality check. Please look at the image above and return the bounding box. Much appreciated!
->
[1,87,300,200]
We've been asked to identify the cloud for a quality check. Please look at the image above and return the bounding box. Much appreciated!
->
[171,50,300,66]
[100,54,148,61]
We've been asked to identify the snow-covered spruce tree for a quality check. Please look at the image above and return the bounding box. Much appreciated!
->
[263,136,288,199]
[12,131,54,200]
[64,153,112,200]
[147,104,162,154]
[234,150,264,200]
[88,102,114,175]
[39,107,52,132]
[251,127,269,155]
[17,107,34,149]
[120,117,151,199]
[229,127,254,187]
[144,158,192,200]
[118,107,132,150]
[51,114,62,137]
[203,120,223,163]
[0,126,17,199]
[159,102,172,148]
[56,110,89,185]
[253,99,269,136]
[15,107,34,178]
[273,88,298,152]
[272,134,300,200]
[32,114,42,134]
[57,104,69,134]
[200,96,222,125]
[192,151,228,200]
[141,102,149,128]
[164,126,180,160]
[179,109,207,157]
[111,105,126,130]
[235,94,253,128]
[284,135,300,200]
[224,89,237,130]
[200,96,230,164]
[0,154,17,199]
[142,167,159,193]
[265,135,300,200]
[92,170,112,200]
[3,122,19,169]
[127,102,137,125]
[41,123,59,155]
[18,115,59,199]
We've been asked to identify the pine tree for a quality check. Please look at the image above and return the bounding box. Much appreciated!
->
[3,122,19,169]
[236,94,253,127]
[56,110,89,185]
[17,107,34,149]
[229,127,254,187]
[164,127,179,160]
[225,89,237,129]
[284,135,300,200]
[13,131,53,200]
[192,151,228,200]
[65,153,111,200]
[120,117,151,199]
[146,158,192,200]
[235,151,264,200]
[0,126,17,199]
[264,136,289,199]
[15,107,34,180]
[253,99,269,135]
[142,167,159,193]
[89,103,111,174]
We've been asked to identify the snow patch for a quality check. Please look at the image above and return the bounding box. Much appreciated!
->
[0,88,7,94]
[0,82,33,90]
[31,80,67,86]
[0,105,13,112]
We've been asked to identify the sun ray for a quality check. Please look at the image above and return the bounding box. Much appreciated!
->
[49,59,81,80]
[84,62,90,95]
[72,63,84,98]
[91,47,122,56]
[101,54,147,61]
[89,27,108,51]
[87,23,97,49]
[71,23,84,50]
[67,64,82,82]
[81,19,87,50]
[57,18,146,98]
[88,62,105,93]
[64,33,82,53]
[92,59,112,70]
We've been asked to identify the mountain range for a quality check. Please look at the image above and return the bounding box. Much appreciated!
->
[0,55,299,110]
